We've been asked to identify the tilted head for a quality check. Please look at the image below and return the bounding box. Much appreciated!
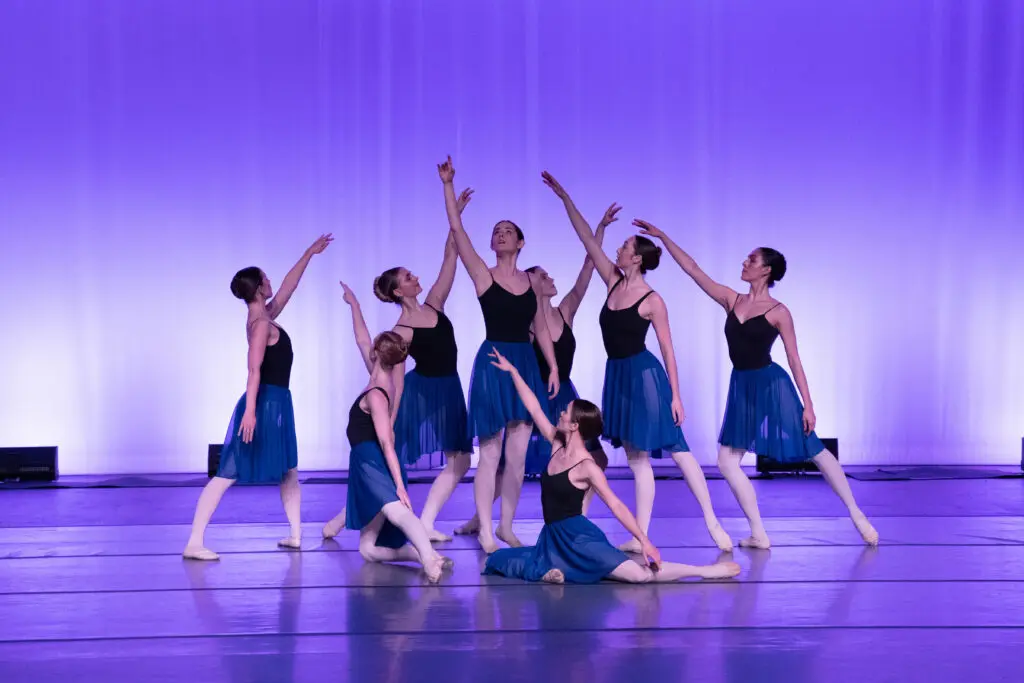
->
[231,266,271,303]
[741,248,787,287]
[373,267,422,304]
[371,331,409,370]
[614,235,662,274]
[490,220,525,255]
[525,265,557,298]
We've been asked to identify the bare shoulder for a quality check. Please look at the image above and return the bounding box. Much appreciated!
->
[640,289,667,318]
[767,301,793,327]
[392,324,414,342]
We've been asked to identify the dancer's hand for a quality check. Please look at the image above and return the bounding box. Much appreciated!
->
[339,281,358,307]
[670,396,685,426]
[599,202,622,227]
[307,233,334,255]
[802,406,816,435]
[641,539,662,570]
[633,219,665,240]
[456,187,474,213]
[397,485,413,510]
[437,156,455,184]
[239,412,257,443]
[548,371,560,399]
[540,171,569,199]
[488,347,516,373]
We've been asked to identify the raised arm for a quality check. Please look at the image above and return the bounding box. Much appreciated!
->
[266,234,334,319]
[578,460,661,566]
[541,172,619,286]
[438,157,492,295]
[238,319,271,443]
[633,219,736,310]
[558,203,619,323]
[425,188,473,310]
[340,282,373,373]
[488,347,557,442]
[390,363,405,428]
[366,389,411,509]
[645,293,685,426]
[773,305,817,434]
[530,273,561,399]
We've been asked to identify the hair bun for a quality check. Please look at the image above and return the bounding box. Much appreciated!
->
[372,276,390,303]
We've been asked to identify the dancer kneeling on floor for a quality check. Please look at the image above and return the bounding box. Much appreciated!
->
[341,331,453,583]
[483,347,741,585]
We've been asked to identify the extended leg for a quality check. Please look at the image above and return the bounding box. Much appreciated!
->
[183,476,236,560]
[717,445,770,549]
[474,433,503,553]
[812,449,879,545]
[670,450,733,552]
[278,468,302,549]
[619,447,655,553]
[496,421,532,548]
[420,451,472,542]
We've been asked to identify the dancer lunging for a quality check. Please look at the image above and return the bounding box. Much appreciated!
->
[483,348,741,584]
[337,330,452,583]
[183,234,333,560]
[635,220,879,548]
[542,172,732,553]
[440,156,559,553]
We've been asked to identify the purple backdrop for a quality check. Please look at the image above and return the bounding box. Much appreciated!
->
[1,1,1021,474]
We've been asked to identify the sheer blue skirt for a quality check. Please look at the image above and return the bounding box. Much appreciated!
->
[217,384,298,483]
[393,370,472,466]
[601,350,689,458]
[345,441,409,549]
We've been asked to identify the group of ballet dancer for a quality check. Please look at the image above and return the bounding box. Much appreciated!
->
[181,156,879,585]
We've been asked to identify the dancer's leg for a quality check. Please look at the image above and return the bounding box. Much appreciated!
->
[420,451,471,542]
[322,507,346,539]
[474,432,503,553]
[380,501,448,582]
[607,558,741,583]
[619,447,655,553]
[357,512,421,564]
[497,421,532,548]
[278,468,302,549]
[717,445,770,548]
[812,449,879,545]
[454,469,501,535]
[670,450,732,552]
[183,476,235,560]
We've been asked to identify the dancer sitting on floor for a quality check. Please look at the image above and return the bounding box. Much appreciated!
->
[634,219,878,548]
[334,330,453,583]
[483,347,741,584]
[183,233,333,561]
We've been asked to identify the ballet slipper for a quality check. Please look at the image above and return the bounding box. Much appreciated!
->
[277,537,302,550]
[495,527,522,548]
[739,535,771,550]
[706,521,734,553]
[541,568,565,584]
[699,561,742,580]
[852,514,879,546]
[425,528,453,543]
[183,546,220,561]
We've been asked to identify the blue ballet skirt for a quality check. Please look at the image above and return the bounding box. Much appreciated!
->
[601,349,689,458]
[345,441,409,549]
[217,384,298,483]
[523,379,578,476]
[484,514,630,583]
[718,362,825,462]
[393,370,472,466]
[467,340,550,442]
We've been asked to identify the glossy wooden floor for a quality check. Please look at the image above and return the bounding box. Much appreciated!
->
[2,475,1023,682]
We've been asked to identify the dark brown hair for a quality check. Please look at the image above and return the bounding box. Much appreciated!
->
[230,266,263,303]
[373,267,403,304]
[758,247,787,287]
[372,331,409,368]
[633,236,662,273]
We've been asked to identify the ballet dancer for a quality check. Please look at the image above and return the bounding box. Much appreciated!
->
[321,188,477,542]
[452,202,620,536]
[183,234,333,560]
[439,155,559,553]
[634,220,879,548]
[337,330,452,583]
[483,348,741,584]
[541,172,733,554]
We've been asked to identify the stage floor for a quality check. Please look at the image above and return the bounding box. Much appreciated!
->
[2,475,1023,682]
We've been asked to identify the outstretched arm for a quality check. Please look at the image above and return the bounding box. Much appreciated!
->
[579,460,661,566]
[340,282,373,373]
[266,234,334,319]
[646,294,685,426]
[773,305,817,434]
[366,390,411,508]
[633,220,736,310]
[390,363,405,428]
[488,347,557,442]
[425,188,474,310]
[559,203,618,323]
[438,157,492,295]
[541,172,619,286]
